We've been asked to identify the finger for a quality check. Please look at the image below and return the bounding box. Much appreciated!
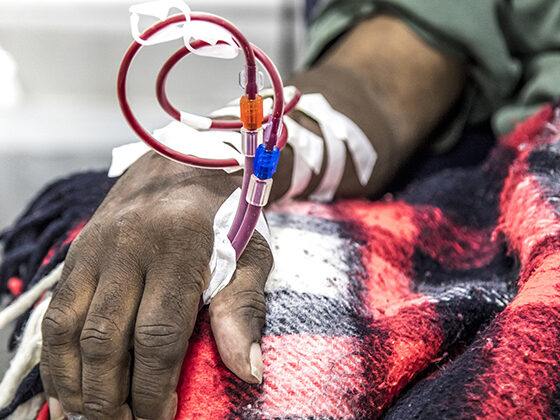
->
[40,340,56,397]
[132,258,210,420]
[80,265,143,419]
[209,232,273,384]
[42,263,97,413]
[40,342,65,420]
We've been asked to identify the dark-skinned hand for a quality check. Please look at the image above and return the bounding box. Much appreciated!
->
[40,151,273,420]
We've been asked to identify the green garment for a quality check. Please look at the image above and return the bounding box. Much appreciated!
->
[306,0,560,151]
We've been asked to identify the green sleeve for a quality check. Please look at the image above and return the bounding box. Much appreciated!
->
[306,0,560,149]
[492,1,560,134]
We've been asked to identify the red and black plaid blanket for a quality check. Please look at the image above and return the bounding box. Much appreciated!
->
[1,104,559,419]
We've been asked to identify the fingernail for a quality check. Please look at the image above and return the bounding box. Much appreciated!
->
[122,406,134,420]
[116,404,134,420]
[137,393,177,420]
[249,342,263,383]
[48,398,65,420]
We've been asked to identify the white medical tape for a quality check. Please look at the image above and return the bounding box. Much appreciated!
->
[182,20,239,59]
[281,147,313,201]
[130,0,190,46]
[203,187,271,304]
[278,116,324,201]
[210,105,240,119]
[259,85,297,101]
[284,116,324,174]
[296,94,346,202]
[130,0,239,59]
[109,142,151,178]
[296,93,377,200]
[180,111,212,130]
[332,112,377,186]
[108,121,244,178]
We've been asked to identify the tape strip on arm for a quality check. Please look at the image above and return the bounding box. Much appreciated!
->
[293,93,376,201]
[280,116,324,201]
[296,94,346,202]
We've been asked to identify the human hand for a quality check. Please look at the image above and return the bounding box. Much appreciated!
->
[40,152,273,419]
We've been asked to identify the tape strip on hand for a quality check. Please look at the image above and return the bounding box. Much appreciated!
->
[108,121,244,178]
[204,188,271,304]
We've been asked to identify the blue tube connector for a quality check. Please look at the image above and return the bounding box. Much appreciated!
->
[253,144,280,180]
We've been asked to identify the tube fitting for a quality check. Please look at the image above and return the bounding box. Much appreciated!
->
[253,143,280,180]
[241,127,264,157]
[246,175,273,207]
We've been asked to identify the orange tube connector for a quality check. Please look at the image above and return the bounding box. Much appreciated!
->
[240,94,264,130]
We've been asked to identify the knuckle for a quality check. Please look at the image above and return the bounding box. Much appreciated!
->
[42,306,80,346]
[212,289,266,321]
[83,397,117,419]
[80,316,122,360]
[67,223,102,260]
[132,379,164,405]
[157,264,208,296]
[135,323,186,367]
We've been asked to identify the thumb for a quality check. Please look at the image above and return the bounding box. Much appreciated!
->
[209,231,273,384]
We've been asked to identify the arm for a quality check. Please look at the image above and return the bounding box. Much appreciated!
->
[41,14,465,420]
[272,14,466,200]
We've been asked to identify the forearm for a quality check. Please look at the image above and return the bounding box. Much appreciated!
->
[125,15,466,203]
[270,14,467,201]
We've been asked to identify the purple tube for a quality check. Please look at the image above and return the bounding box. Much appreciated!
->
[231,204,261,259]
[227,156,253,241]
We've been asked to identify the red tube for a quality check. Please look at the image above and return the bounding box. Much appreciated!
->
[154,42,301,150]
[118,13,265,165]
[231,204,262,259]
[118,16,242,167]
[117,12,291,258]
[227,156,253,241]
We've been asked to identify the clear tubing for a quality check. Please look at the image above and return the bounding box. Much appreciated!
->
[227,156,253,241]
[231,204,262,259]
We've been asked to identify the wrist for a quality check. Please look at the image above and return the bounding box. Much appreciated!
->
[285,65,398,198]
[269,145,294,202]
[109,151,243,216]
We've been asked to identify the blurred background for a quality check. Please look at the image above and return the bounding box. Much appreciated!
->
[0,0,309,231]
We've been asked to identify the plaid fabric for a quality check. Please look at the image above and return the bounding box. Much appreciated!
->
[174,104,560,419]
[1,104,559,419]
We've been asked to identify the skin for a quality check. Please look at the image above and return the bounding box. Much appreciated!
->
[41,14,466,420]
